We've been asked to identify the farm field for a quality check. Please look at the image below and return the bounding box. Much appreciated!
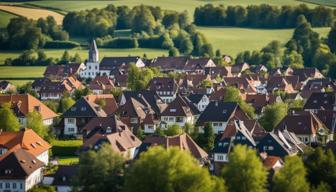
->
[0,66,46,86]
[197,27,330,57]
[0,10,16,28]
[0,5,64,24]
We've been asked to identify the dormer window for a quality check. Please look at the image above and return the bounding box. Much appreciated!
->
[81,107,87,111]
[5,169,12,174]
[71,107,76,111]
[170,109,176,112]
[34,106,40,112]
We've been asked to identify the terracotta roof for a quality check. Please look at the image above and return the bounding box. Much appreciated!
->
[0,94,58,120]
[0,129,51,158]
[142,133,208,160]
[85,94,118,115]
[89,75,115,91]
[263,156,282,170]
[0,148,44,179]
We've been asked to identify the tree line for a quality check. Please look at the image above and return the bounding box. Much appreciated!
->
[63,5,214,57]
[71,143,336,192]
[234,15,336,79]
[194,4,336,28]
[0,16,70,50]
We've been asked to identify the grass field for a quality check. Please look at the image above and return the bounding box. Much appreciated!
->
[0,10,16,28]
[298,0,336,7]
[0,5,64,24]
[51,139,81,165]
[197,26,330,56]
[0,66,46,86]
[57,156,79,165]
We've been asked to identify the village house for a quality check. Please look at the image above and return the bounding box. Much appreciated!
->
[0,149,45,192]
[226,63,250,77]
[275,111,330,145]
[80,40,145,79]
[196,101,250,134]
[143,113,161,134]
[138,133,208,163]
[0,128,51,165]
[89,75,115,94]
[292,67,324,82]
[38,76,83,100]
[50,165,78,192]
[61,97,107,136]
[0,94,58,126]
[160,95,200,128]
[266,76,297,93]
[0,129,51,191]
[43,63,85,81]
[245,94,281,116]
[301,78,336,98]
[257,128,306,158]
[149,56,216,73]
[148,77,178,103]
[81,122,141,159]
[188,93,210,112]
[212,120,256,175]
[0,80,16,93]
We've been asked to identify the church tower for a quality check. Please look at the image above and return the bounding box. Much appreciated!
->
[80,40,100,79]
[88,40,99,63]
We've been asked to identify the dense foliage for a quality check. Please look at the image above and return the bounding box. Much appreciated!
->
[194,4,336,28]
[124,146,226,192]
[259,102,288,132]
[222,145,268,192]
[223,86,255,118]
[63,5,213,56]
[0,16,68,50]
[0,102,20,132]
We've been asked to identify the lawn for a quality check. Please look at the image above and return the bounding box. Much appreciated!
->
[197,26,331,57]
[57,156,79,165]
[0,10,16,28]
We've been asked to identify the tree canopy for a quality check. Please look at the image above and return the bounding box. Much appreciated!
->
[259,102,288,132]
[0,103,20,132]
[222,145,267,192]
[124,146,226,192]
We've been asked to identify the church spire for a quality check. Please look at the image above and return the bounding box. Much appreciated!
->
[88,40,99,63]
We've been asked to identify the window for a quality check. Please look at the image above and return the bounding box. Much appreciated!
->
[168,117,174,121]
[170,109,176,112]
[148,125,154,129]
[164,117,168,121]
[67,118,75,124]
[5,183,10,189]
[176,117,184,122]
[12,183,16,189]
[20,183,23,189]
[0,183,2,189]
[213,122,218,126]
[268,146,274,150]
[218,155,224,161]
[130,118,138,123]
[81,107,87,111]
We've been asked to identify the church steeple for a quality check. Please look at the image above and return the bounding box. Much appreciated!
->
[88,40,99,63]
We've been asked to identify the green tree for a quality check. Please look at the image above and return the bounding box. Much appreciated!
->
[165,124,183,136]
[197,122,214,152]
[222,145,267,192]
[127,64,161,91]
[59,50,71,64]
[124,147,226,192]
[26,111,47,138]
[28,186,56,192]
[259,102,288,132]
[131,5,156,34]
[283,50,304,69]
[169,47,180,56]
[59,97,76,113]
[272,156,310,192]
[327,21,336,53]
[303,147,336,191]
[0,103,20,131]
[223,86,255,118]
[74,143,124,192]
[73,88,91,100]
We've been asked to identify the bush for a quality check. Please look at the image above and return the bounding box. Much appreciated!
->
[44,40,80,49]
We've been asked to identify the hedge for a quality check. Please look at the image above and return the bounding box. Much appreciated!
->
[44,40,80,49]
[103,37,138,48]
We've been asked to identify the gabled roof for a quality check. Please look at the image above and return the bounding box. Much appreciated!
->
[150,56,214,71]
[245,94,278,114]
[141,133,208,160]
[89,75,115,91]
[100,57,140,71]
[52,165,78,186]
[0,129,51,157]
[82,115,128,139]
[118,97,148,119]
[82,128,141,154]
[149,77,178,94]
[62,97,107,118]
[43,64,82,78]
[85,94,118,115]
[292,67,324,82]
[304,92,335,111]
[0,94,58,120]
[196,101,240,125]
[161,95,199,117]
[188,93,207,104]
[0,148,44,179]
[122,90,166,114]
[275,111,328,135]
